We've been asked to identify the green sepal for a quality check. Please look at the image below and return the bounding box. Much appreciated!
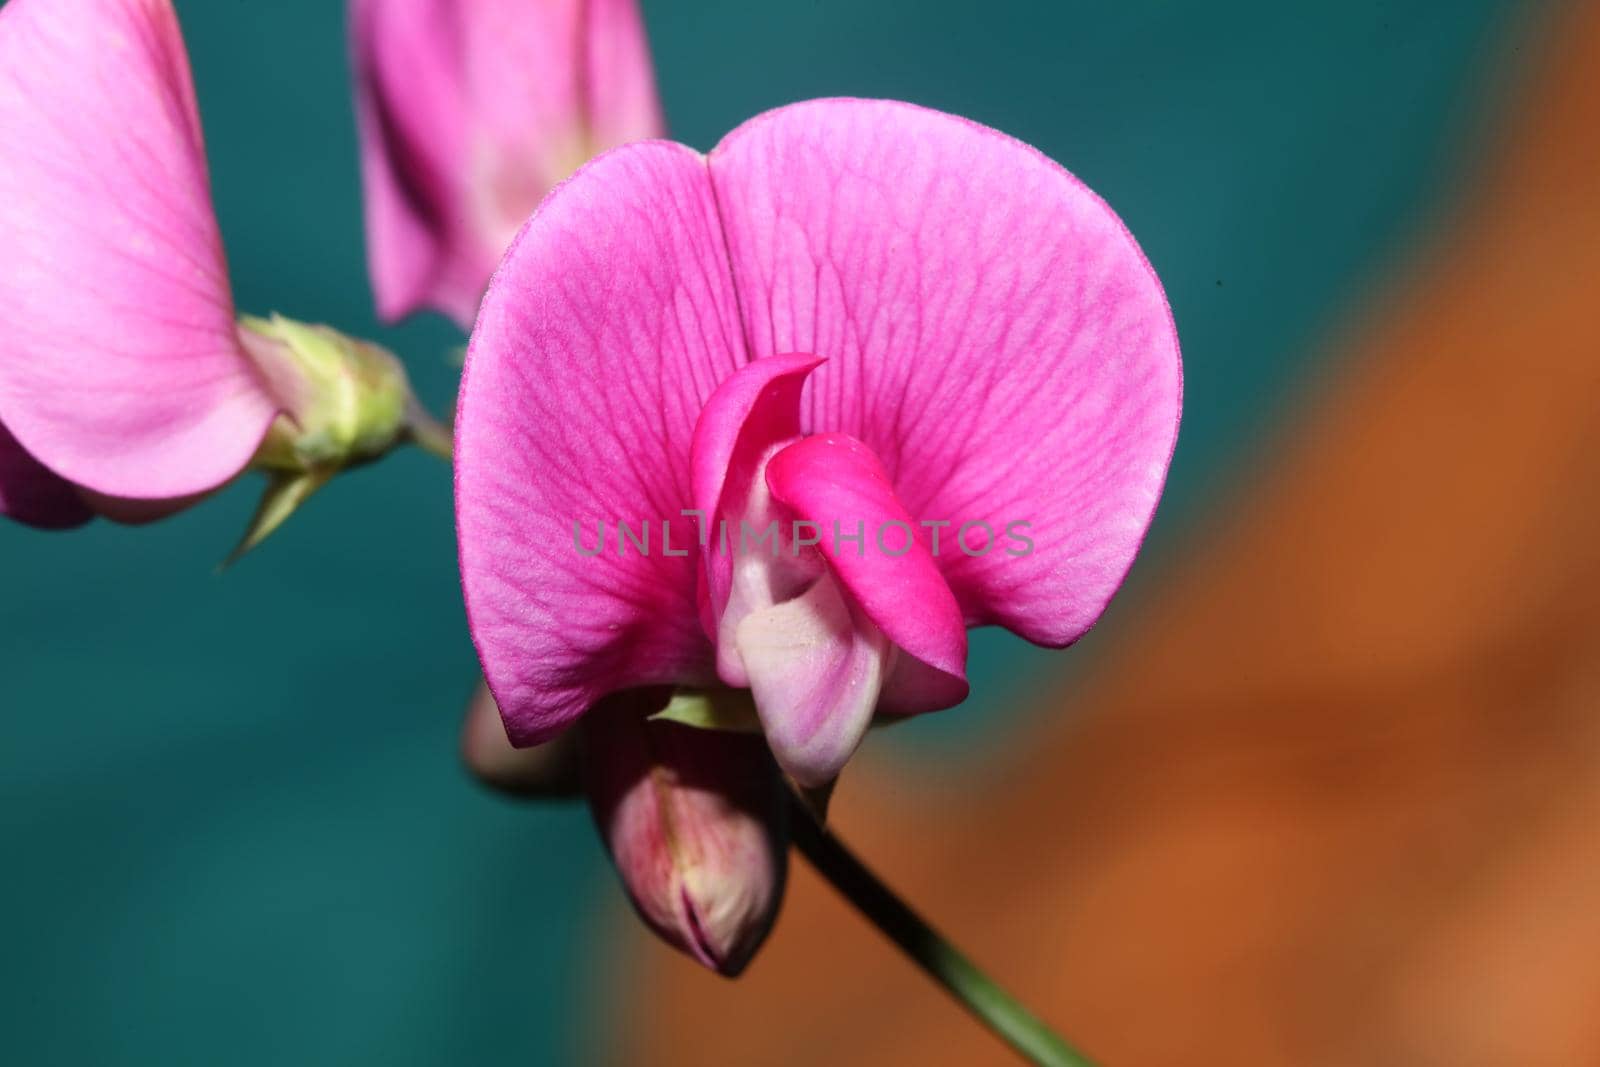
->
[221,467,335,569]
[240,313,410,471]
[221,311,452,561]
[649,687,765,733]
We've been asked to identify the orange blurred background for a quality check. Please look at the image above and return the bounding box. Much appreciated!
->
[608,4,1600,1064]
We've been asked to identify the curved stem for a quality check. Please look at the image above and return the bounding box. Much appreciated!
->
[787,791,1097,1067]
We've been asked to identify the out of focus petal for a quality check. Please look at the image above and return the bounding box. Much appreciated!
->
[350,0,469,323]
[0,0,278,500]
[0,421,91,530]
[581,0,664,150]
[352,0,664,326]
[460,681,581,798]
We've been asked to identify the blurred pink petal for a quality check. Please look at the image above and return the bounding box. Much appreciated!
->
[581,691,787,976]
[0,0,278,501]
[352,0,664,326]
[0,422,90,530]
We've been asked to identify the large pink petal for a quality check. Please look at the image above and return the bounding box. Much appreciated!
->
[766,432,968,714]
[0,421,91,530]
[352,0,664,327]
[456,142,746,746]
[0,0,277,500]
[709,99,1182,648]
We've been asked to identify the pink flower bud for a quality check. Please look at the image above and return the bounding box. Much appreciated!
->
[580,692,787,977]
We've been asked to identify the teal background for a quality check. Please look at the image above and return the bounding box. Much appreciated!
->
[0,1,1518,1063]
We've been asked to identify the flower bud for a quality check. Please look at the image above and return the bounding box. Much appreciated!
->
[580,691,788,977]
[239,313,445,471]
[226,313,451,559]
[461,681,580,797]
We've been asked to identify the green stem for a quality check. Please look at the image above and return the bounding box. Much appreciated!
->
[406,400,455,462]
[787,791,1097,1067]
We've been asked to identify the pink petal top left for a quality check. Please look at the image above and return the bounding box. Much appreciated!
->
[0,0,279,511]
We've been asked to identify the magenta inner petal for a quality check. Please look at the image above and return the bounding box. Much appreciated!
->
[689,353,827,683]
[766,432,968,714]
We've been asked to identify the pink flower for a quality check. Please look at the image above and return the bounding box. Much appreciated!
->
[351,0,664,327]
[0,0,280,527]
[455,99,1182,787]
[0,0,442,543]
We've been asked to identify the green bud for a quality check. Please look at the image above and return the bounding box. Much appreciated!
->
[226,313,451,562]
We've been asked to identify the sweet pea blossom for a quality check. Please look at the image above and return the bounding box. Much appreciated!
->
[456,99,1182,788]
[351,0,663,327]
[0,0,441,544]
